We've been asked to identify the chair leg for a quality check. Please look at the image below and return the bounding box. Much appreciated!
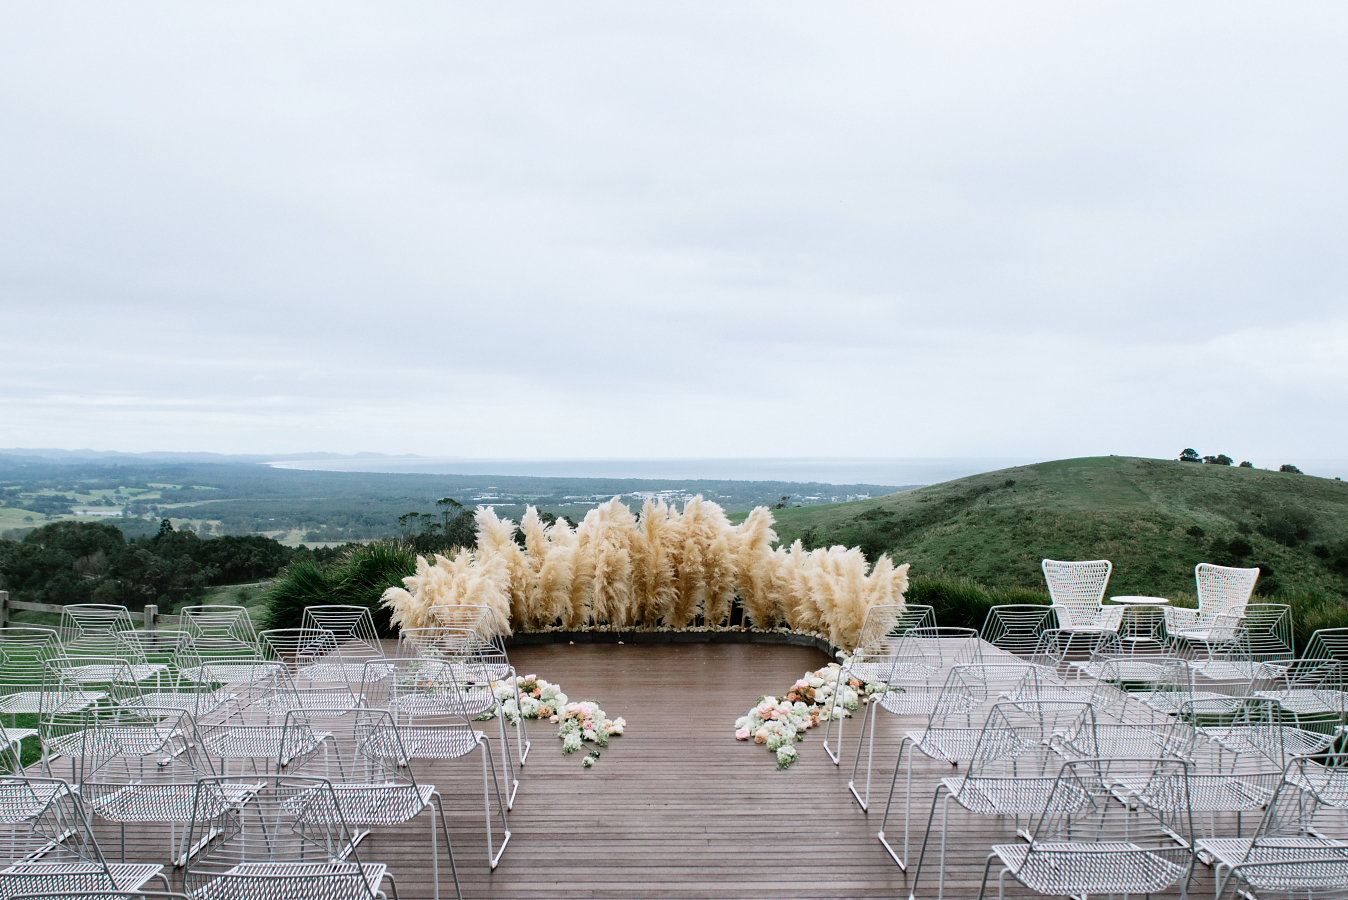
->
[847,700,878,810]
[495,709,519,810]
[478,734,512,869]
[430,792,462,900]
[822,667,850,765]
[876,739,911,869]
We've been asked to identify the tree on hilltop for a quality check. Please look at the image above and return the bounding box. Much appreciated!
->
[1203,454,1234,466]
[1280,464,1304,474]
[1179,448,1201,462]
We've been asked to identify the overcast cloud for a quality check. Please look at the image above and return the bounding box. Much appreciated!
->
[2,2,1345,466]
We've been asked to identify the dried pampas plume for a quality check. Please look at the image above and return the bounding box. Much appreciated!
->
[381,497,909,649]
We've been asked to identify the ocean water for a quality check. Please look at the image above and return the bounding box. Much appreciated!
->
[265,456,1039,487]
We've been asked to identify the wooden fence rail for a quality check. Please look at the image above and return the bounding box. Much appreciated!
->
[0,591,184,629]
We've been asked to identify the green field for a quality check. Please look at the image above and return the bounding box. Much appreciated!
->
[769,456,1348,599]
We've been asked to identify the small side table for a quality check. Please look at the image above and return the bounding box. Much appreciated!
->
[1108,596,1169,646]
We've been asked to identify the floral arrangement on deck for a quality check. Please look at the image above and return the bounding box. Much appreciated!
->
[734,658,893,769]
[487,674,626,767]
[557,700,626,767]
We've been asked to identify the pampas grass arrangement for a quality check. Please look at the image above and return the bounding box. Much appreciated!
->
[381,496,910,648]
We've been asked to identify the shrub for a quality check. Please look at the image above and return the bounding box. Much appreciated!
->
[261,541,416,634]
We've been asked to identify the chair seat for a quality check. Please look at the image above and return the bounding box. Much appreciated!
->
[940,775,1069,816]
[0,782,69,823]
[903,728,985,763]
[993,841,1186,895]
[1197,836,1348,869]
[0,861,164,893]
[194,861,388,899]
[0,690,104,715]
[84,780,258,822]
[372,726,482,761]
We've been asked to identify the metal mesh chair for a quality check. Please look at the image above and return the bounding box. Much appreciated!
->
[845,625,986,812]
[1041,559,1121,633]
[0,776,166,896]
[0,628,103,759]
[376,658,512,868]
[397,624,527,785]
[1304,628,1348,665]
[284,706,462,897]
[382,654,518,817]
[73,706,251,866]
[1198,754,1348,900]
[821,603,936,765]
[183,775,393,899]
[257,628,366,715]
[906,700,1099,900]
[873,662,1059,868]
[978,756,1195,900]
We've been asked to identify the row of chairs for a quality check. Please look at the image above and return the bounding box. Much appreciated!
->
[824,589,1348,900]
[0,602,526,899]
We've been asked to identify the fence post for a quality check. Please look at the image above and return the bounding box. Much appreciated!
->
[145,603,158,631]
[0,591,7,628]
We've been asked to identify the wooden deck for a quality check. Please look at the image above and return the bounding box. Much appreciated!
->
[74,641,1224,899]
[353,642,1217,899]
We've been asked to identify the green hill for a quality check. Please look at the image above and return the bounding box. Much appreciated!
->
[770,456,1348,600]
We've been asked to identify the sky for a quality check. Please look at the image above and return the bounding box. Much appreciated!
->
[2,3,1345,468]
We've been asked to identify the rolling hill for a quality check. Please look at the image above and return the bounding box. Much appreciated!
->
[768,456,1348,600]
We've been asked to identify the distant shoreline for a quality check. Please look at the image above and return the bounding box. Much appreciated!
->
[264,456,1039,487]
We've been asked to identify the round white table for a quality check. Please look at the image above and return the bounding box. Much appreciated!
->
[1107,596,1169,642]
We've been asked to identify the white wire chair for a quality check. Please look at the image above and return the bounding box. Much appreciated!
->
[0,628,99,774]
[821,603,936,765]
[1164,563,1261,658]
[73,705,253,866]
[396,625,526,786]
[1304,628,1348,665]
[361,659,512,869]
[59,605,140,652]
[183,775,395,899]
[377,658,514,866]
[0,776,167,896]
[845,625,986,812]
[906,700,1099,900]
[1041,559,1121,633]
[977,756,1195,900]
[873,662,1059,868]
[1198,753,1348,900]
[281,706,461,898]
[257,628,367,715]
[1250,658,1348,727]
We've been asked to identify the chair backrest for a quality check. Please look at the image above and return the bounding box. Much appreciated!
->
[1195,562,1259,617]
[59,605,137,656]
[1021,756,1193,892]
[854,603,936,652]
[180,605,258,645]
[302,605,382,658]
[1041,559,1112,627]
[184,776,373,897]
[1305,628,1348,664]
[0,628,62,694]
[0,777,115,875]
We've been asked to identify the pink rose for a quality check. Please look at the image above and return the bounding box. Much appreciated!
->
[735,728,751,740]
